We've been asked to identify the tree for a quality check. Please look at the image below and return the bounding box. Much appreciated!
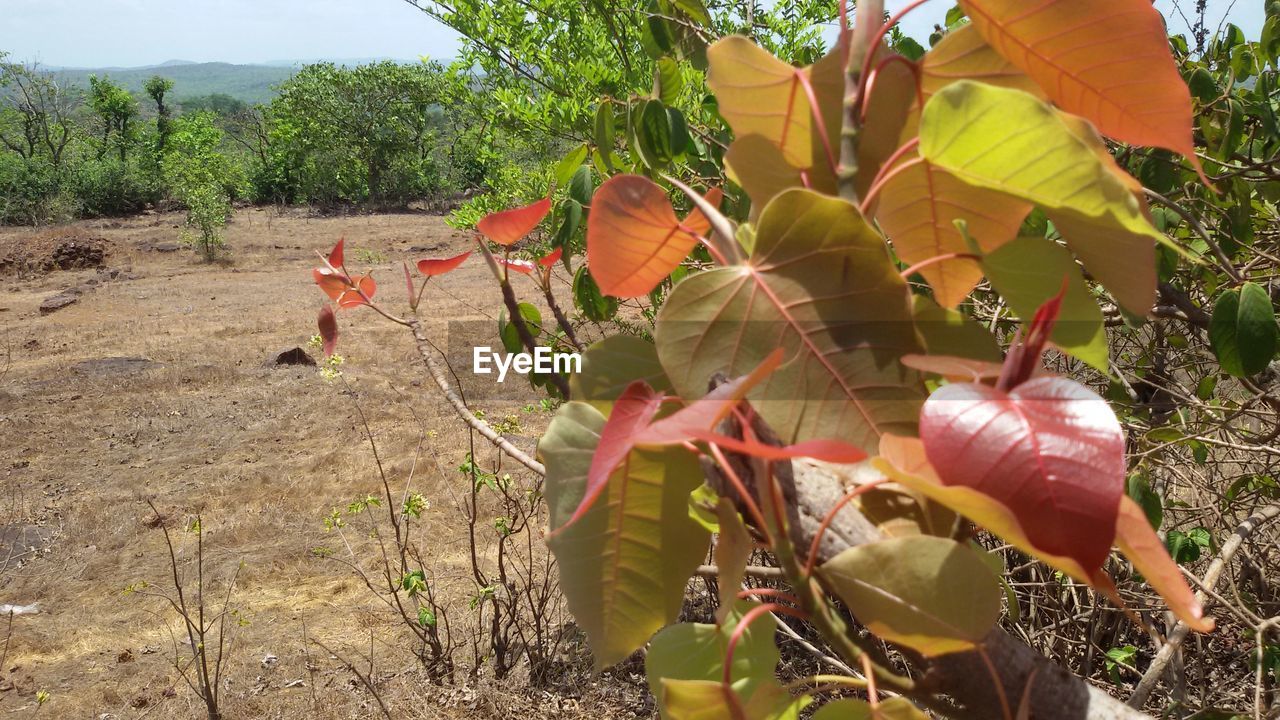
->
[0,56,78,168]
[145,75,175,152]
[163,113,242,260]
[88,75,138,162]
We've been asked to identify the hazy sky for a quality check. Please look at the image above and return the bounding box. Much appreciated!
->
[0,0,1266,68]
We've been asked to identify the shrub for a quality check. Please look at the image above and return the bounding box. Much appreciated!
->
[163,113,245,260]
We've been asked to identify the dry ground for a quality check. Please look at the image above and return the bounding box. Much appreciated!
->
[0,208,643,718]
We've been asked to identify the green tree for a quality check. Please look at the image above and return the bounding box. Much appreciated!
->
[88,75,139,162]
[163,113,242,260]
[145,75,175,152]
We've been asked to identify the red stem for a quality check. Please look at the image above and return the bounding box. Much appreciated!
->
[856,0,935,114]
[794,68,838,177]
[803,479,889,577]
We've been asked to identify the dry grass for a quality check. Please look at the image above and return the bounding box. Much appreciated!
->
[0,207,638,718]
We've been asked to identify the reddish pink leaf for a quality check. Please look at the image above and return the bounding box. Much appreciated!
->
[538,247,564,268]
[691,433,867,463]
[318,305,338,357]
[919,376,1124,572]
[997,281,1066,391]
[478,196,552,246]
[337,274,377,308]
[567,381,666,527]
[313,268,348,301]
[496,257,536,276]
[327,238,345,269]
[402,261,415,301]
[417,250,472,277]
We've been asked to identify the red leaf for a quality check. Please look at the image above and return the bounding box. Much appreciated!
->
[337,274,377,308]
[318,305,338,357]
[567,381,666,527]
[634,348,783,446]
[495,257,537,275]
[478,196,552,246]
[919,376,1124,572]
[313,268,348,301]
[402,261,415,301]
[538,247,564,268]
[417,250,472,277]
[327,238,345,269]
[997,281,1066,390]
[587,176,720,299]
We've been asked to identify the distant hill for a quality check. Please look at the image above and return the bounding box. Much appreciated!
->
[52,62,296,106]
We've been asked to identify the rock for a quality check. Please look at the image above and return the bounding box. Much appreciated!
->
[149,242,182,253]
[39,292,79,315]
[50,239,105,270]
[268,347,316,367]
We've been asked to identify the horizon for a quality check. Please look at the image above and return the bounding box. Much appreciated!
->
[0,0,1265,70]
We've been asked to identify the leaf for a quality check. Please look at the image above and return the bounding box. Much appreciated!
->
[856,57,919,200]
[920,82,1164,316]
[499,302,541,354]
[919,23,1045,101]
[594,103,617,157]
[554,144,590,188]
[569,165,595,206]
[633,349,782,448]
[918,376,1125,572]
[587,175,721,298]
[317,305,338,357]
[820,536,1002,656]
[337,275,376,308]
[568,381,666,527]
[1126,472,1163,530]
[495,257,536,276]
[657,57,685,105]
[326,238,345,269]
[725,134,804,212]
[812,698,929,720]
[659,679,809,720]
[647,602,779,715]
[1211,283,1278,377]
[707,36,815,168]
[538,247,564,268]
[911,294,1002,362]
[570,335,672,414]
[877,158,1030,308]
[656,189,924,449]
[542,402,710,668]
[477,196,552,246]
[982,237,1108,372]
[957,0,1198,162]
[572,266,620,322]
[1114,496,1214,632]
[713,503,752,625]
[636,99,677,170]
[417,250,472,277]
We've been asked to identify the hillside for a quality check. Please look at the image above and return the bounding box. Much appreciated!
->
[53,61,295,105]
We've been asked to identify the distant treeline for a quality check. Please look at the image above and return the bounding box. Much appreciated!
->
[0,56,532,226]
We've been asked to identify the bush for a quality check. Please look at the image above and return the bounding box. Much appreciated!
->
[163,113,245,260]
[0,155,74,225]
[73,154,162,218]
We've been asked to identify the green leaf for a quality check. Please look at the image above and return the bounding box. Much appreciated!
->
[636,99,676,170]
[1211,283,1279,377]
[553,200,583,251]
[713,501,752,625]
[911,295,1002,362]
[820,536,1002,656]
[570,335,672,414]
[1126,472,1163,530]
[812,698,929,720]
[646,602,779,718]
[920,81,1163,316]
[594,103,617,158]
[542,402,710,668]
[982,236,1109,372]
[554,144,590,189]
[659,679,809,720]
[569,165,595,207]
[499,302,542,354]
[656,189,924,449]
[656,57,685,105]
[573,265,620,322]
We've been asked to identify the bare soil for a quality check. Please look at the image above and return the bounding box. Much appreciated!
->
[0,208,640,718]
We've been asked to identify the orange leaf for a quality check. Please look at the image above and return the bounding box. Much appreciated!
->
[495,257,536,275]
[958,0,1199,163]
[326,238,345,269]
[477,196,552,246]
[677,187,724,240]
[336,274,376,308]
[538,247,564,268]
[876,158,1029,308]
[587,175,714,299]
[417,250,472,277]
[919,23,1045,101]
[1114,496,1214,632]
[313,268,348,302]
[708,36,815,168]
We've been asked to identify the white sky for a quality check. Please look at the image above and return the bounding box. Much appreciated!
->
[0,0,1267,68]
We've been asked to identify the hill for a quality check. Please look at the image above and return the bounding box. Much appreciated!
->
[53,61,295,105]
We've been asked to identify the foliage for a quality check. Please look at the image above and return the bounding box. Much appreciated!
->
[163,112,244,259]
[315,1,1280,717]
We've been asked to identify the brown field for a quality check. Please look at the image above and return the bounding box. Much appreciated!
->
[0,208,645,718]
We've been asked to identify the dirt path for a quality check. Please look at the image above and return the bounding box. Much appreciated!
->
[0,208,612,718]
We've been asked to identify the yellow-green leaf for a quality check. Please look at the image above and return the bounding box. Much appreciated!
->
[820,535,1002,656]
[813,698,929,720]
[542,402,710,668]
[570,335,672,414]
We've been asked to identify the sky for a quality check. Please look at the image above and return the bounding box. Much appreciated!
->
[0,0,1267,69]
